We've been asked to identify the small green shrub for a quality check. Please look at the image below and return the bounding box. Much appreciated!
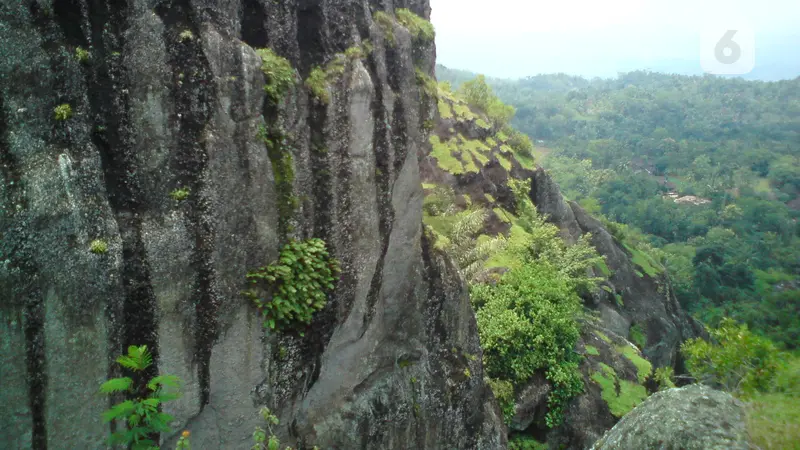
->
[90,239,108,254]
[509,435,548,450]
[75,46,90,63]
[256,48,296,104]
[395,8,435,42]
[175,431,191,449]
[471,263,585,426]
[178,30,194,42]
[682,318,783,394]
[305,66,330,104]
[415,68,438,100]
[373,11,396,45]
[487,378,516,423]
[100,345,182,450]
[252,407,319,450]
[654,366,676,390]
[170,187,190,201]
[243,238,340,333]
[54,104,72,121]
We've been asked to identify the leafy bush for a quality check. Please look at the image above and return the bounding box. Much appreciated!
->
[682,318,783,394]
[653,366,676,390]
[486,378,516,423]
[256,48,295,104]
[243,239,340,333]
[471,262,584,426]
[468,177,603,427]
[395,8,435,43]
[99,345,182,450]
[304,49,357,105]
[458,75,515,129]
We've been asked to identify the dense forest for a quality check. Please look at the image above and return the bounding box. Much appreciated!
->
[439,66,800,351]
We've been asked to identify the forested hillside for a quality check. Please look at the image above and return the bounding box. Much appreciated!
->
[438,66,800,351]
[436,66,800,449]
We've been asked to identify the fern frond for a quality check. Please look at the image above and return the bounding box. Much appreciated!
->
[148,412,175,432]
[153,391,182,403]
[117,345,153,371]
[148,374,181,391]
[129,436,157,450]
[100,377,133,394]
[103,400,136,423]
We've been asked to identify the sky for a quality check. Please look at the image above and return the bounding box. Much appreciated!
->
[429,0,800,80]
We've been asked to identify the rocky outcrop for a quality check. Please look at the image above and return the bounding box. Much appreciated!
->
[591,384,751,450]
[0,2,504,449]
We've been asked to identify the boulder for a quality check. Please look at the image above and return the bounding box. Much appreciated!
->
[592,384,750,450]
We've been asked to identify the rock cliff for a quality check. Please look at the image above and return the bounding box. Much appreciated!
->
[0,2,504,449]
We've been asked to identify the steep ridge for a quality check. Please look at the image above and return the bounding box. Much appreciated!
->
[0,2,504,449]
[423,79,704,448]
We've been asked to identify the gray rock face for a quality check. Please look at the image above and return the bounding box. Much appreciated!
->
[0,2,504,449]
[591,384,751,450]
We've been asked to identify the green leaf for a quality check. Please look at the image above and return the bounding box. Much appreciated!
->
[103,400,136,423]
[148,374,181,391]
[100,377,133,394]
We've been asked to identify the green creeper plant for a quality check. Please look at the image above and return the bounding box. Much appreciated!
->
[243,238,340,333]
[99,345,182,450]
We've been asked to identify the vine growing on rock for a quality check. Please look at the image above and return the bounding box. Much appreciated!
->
[243,239,340,333]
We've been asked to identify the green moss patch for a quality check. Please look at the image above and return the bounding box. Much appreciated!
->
[496,153,513,171]
[617,344,652,383]
[625,244,662,277]
[585,345,600,356]
[438,99,453,119]
[595,331,612,344]
[429,135,464,174]
[629,323,647,349]
[591,363,648,418]
[596,259,612,277]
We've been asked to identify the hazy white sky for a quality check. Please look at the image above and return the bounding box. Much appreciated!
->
[430,0,800,79]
